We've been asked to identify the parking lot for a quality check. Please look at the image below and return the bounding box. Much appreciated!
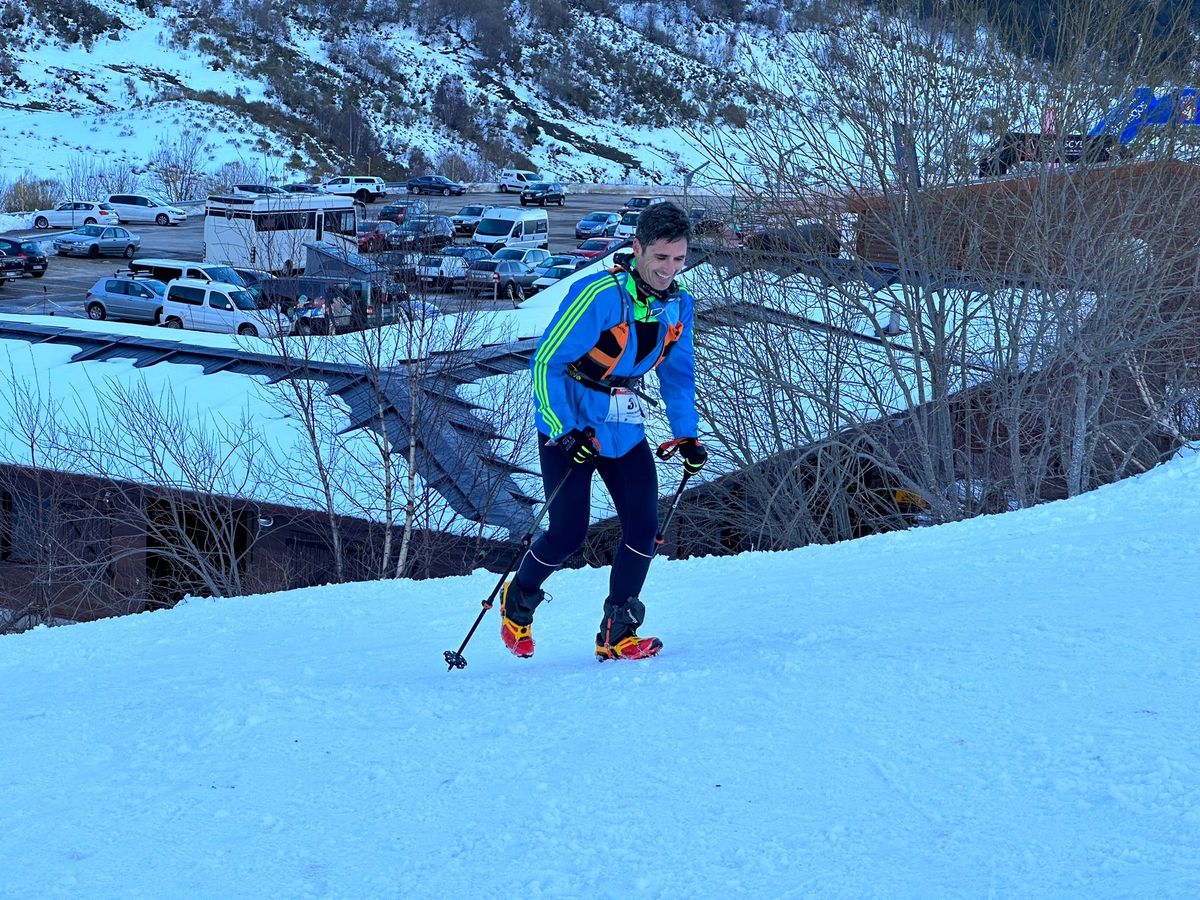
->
[0,189,679,321]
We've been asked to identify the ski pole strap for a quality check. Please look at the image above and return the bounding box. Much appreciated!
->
[656,438,688,460]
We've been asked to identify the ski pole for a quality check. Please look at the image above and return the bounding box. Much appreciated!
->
[444,465,574,672]
[654,470,692,546]
[653,439,698,546]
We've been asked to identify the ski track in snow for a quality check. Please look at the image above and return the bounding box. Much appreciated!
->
[2,453,1200,897]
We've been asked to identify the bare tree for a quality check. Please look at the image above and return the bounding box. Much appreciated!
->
[677,0,1200,550]
[258,281,535,582]
[54,377,278,604]
[147,133,212,202]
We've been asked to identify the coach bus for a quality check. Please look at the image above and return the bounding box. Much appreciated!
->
[203,193,358,274]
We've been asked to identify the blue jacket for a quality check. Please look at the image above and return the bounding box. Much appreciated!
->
[531,265,699,458]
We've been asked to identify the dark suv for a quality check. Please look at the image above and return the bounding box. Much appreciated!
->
[378,199,430,225]
[388,215,455,252]
[0,237,49,277]
[519,181,566,207]
[406,175,466,196]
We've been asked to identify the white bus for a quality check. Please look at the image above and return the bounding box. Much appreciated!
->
[203,194,358,274]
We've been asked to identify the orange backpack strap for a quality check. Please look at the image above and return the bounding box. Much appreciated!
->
[583,322,630,380]
[651,320,685,369]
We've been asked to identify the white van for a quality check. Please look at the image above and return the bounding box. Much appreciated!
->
[472,207,549,253]
[498,169,540,193]
[128,257,250,287]
[162,278,291,337]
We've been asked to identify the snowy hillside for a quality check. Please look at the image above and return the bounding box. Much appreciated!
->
[3,445,1199,896]
[0,0,799,185]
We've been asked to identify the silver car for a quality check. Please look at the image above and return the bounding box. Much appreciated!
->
[53,224,141,258]
[84,276,167,323]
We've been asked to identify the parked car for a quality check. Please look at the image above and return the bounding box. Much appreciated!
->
[84,275,167,323]
[127,258,250,288]
[415,254,468,291]
[742,221,841,258]
[688,206,724,236]
[162,278,291,337]
[441,244,492,265]
[406,174,466,196]
[620,195,666,214]
[229,267,276,304]
[280,183,328,194]
[614,210,641,239]
[53,224,140,258]
[30,201,120,229]
[0,252,24,286]
[498,169,540,193]
[493,246,551,267]
[0,237,49,277]
[388,215,455,252]
[104,194,187,226]
[574,236,627,259]
[450,204,495,236]
[530,264,578,293]
[464,259,540,302]
[575,211,620,239]
[413,245,494,289]
[378,199,429,225]
[320,175,388,203]
[356,219,400,252]
[533,253,586,276]
[519,181,566,207]
[232,184,289,197]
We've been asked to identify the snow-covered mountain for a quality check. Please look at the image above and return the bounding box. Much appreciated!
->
[0,0,803,186]
[2,440,1198,896]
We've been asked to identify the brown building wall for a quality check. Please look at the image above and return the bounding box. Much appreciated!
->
[850,160,1200,280]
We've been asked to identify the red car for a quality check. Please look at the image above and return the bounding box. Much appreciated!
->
[356,220,398,253]
[574,237,627,259]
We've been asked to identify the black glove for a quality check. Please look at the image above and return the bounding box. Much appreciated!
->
[676,438,708,475]
[558,428,600,466]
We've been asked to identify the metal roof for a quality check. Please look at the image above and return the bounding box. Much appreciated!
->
[0,320,542,533]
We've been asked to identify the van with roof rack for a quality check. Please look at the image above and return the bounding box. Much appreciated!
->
[125,258,251,288]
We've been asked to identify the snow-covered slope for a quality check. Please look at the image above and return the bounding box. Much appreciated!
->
[0,0,794,185]
[3,445,1198,896]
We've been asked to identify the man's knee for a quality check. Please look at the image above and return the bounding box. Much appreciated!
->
[541,520,590,560]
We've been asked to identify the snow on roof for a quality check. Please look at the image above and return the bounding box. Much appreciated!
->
[0,313,536,536]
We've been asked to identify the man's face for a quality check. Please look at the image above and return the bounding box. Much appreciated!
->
[632,236,688,293]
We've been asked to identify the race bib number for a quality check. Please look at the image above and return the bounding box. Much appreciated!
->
[605,388,646,425]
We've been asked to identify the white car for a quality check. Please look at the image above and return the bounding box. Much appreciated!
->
[530,264,578,293]
[30,201,121,229]
[105,194,188,226]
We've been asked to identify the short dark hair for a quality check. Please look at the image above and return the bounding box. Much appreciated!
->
[635,200,691,246]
